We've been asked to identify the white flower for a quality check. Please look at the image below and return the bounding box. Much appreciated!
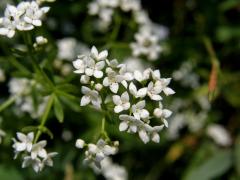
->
[119,114,143,133]
[101,157,128,180]
[85,58,105,78]
[112,92,130,113]
[154,103,172,128]
[122,57,146,73]
[138,124,164,144]
[80,75,90,84]
[146,81,162,101]
[132,101,149,120]
[133,69,151,82]
[24,1,50,27]
[90,46,108,61]
[41,152,58,168]
[157,78,175,96]
[22,156,42,173]
[95,83,103,91]
[206,124,231,146]
[0,129,6,144]
[57,38,77,60]
[130,26,162,61]
[76,139,85,149]
[73,55,88,74]
[0,2,50,38]
[81,86,102,108]
[129,82,147,98]
[9,78,31,96]
[133,10,150,25]
[34,36,48,46]
[120,0,140,12]
[82,139,118,170]
[31,140,47,159]
[0,5,18,38]
[103,70,124,93]
[12,132,34,153]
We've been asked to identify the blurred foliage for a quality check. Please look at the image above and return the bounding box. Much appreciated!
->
[0,0,240,179]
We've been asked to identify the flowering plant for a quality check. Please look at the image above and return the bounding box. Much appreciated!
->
[0,0,239,179]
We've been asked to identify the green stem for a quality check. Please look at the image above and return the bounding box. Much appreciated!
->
[22,32,54,89]
[0,96,17,113]
[101,117,106,133]
[34,94,54,143]
[202,36,220,101]
[9,57,32,76]
[202,36,220,66]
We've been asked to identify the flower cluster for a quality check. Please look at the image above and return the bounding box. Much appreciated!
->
[88,0,168,61]
[88,0,141,29]
[130,25,163,61]
[12,132,57,173]
[9,78,48,118]
[0,1,49,38]
[73,46,175,144]
[75,138,118,171]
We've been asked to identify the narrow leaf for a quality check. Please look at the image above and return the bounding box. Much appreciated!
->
[54,95,64,123]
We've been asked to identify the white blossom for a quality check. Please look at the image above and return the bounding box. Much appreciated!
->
[157,78,175,96]
[130,26,162,61]
[22,156,42,173]
[146,81,162,101]
[103,70,124,93]
[41,152,58,169]
[112,92,130,113]
[101,157,128,180]
[76,139,85,149]
[90,46,108,61]
[0,1,49,38]
[206,124,232,146]
[128,82,147,98]
[31,140,47,159]
[13,132,57,172]
[119,114,143,133]
[78,139,118,170]
[12,132,34,154]
[81,86,102,108]
[154,102,172,128]
[131,101,149,120]
[33,35,48,48]
[85,58,105,78]
[120,0,140,12]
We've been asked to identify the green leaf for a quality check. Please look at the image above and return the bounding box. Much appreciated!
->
[56,84,79,94]
[184,150,233,180]
[53,95,64,123]
[22,126,38,132]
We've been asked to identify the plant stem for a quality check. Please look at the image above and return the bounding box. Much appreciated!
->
[22,32,54,89]
[203,36,220,101]
[34,94,54,143]
[101,117,106,133]
[0,96,17,113]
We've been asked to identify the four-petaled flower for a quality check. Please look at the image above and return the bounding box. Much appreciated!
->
[113,92,130,113]
[81,86,102,108]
